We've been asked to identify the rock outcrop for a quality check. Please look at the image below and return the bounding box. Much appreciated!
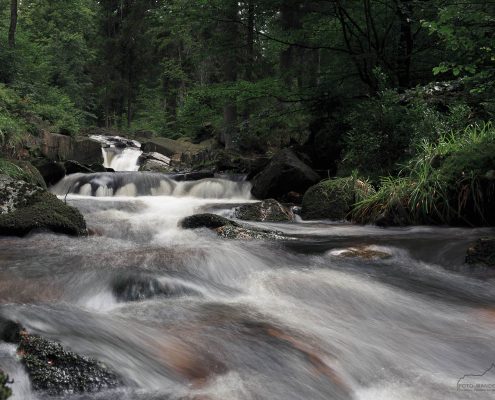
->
[0,175,87,236]
[251,149,320,200]
[302,177,374,220]
[235,199,294,222]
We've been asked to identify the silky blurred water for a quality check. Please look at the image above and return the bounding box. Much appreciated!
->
[1,177,495,399]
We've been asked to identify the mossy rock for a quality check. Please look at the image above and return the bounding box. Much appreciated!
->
[0,175,87,237]
[235,199,294,222]
[301,177,374,220]
[466,237,495,267]
[0,159,46,189]
[0,371,12,400]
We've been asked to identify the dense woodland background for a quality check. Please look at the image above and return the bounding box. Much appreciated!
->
[0,0,494,225]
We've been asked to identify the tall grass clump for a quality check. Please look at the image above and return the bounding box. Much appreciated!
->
[352,122,495,226]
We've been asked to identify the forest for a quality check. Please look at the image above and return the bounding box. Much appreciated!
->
[0,0,494,226]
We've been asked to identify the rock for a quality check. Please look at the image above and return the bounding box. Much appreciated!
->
[18,333,120,395]
[329,246,391,260]
[251,149,320,200]
[235,199,294,222]
[88,163,107,173]
[179,213,237,230]
[179,213,288,241]
[301,177,374,220]
[0,159,47,189]
[0,371,11,400]
[64,160,93,175]
[32,159,66,186]
[0,175,87,237]
[466,237,495,267]
[112,274,197,302]
[138,152,172,172]
[173,171,215,181]
[40,131,103,164]
[0,316,23,344]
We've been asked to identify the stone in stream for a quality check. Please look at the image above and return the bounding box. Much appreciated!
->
[112,274,198,302]
[466,237,495,267]
[235,199,294,222]
[32,159,66,186]
[329,246,392,260]
[179,213,289,240]
[0,175,87,237]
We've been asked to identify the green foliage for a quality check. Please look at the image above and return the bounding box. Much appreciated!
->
[0,371,12,400]
[353,122,495,226]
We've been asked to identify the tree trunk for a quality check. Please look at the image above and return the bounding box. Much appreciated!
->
[221,0,238,150]
[8,0,18,48]
[397,0,413,89]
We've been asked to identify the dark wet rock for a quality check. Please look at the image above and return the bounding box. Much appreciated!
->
[251,149,320,200]
[0,371,12,400]
[173,171,215,182]
[64,160,94,175]
[0,175,87,237]
[32,159,66,186]
[0,316,23,344]
[302,177,375,220]
[235,199,294,222]
[18,334,120,395]
[89,163,107,173]
[112,274,198,302]
[70,138,105,164]
[466,237,495,267]
[179,213,289,241]
[179,213,237,230]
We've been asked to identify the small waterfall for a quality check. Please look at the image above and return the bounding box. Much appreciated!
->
[90,135,143,172]
[51,173,252,199]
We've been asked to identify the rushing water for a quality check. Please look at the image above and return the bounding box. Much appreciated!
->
[90,135,143,172]
[1,175,495,400]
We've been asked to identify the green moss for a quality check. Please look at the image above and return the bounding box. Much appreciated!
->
[301,177,374,220]
[0,191,87,237]
[0,371,11,400]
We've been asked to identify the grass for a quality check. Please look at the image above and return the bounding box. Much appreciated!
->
[352,122,495,226]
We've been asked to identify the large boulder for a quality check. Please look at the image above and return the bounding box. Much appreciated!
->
[0,159,47,189]
[64,160,94,175]
[466,237,495,267]
[235,199,294,222]
[0,175,87,236]
[32,159,66,186]
[40,131,103,164]
[179,213,288,240]
[301,177,374,220]
[19,334,120,395]
[138,152,172,173]
[251,149,320,200]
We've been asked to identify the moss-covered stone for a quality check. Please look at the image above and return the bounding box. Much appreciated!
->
[0,175,87,237]
[235,199,294,222]
[19,334,120,395]
[0,371,12,400]
[0,159,46,189]
[301,177,374,220]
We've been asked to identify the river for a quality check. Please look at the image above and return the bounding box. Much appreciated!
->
[1,173,495,399]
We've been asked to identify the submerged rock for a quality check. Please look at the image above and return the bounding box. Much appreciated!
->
[302,177,374,220]
[179,213,288,240]
[235,199,294,222]
[0,316,23,343]
[19,334,120,395]
[466,237,495,267]
[112,274,198,302]
[0,175,87,237]
[329,246,391,260]
[251,149,320,200]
